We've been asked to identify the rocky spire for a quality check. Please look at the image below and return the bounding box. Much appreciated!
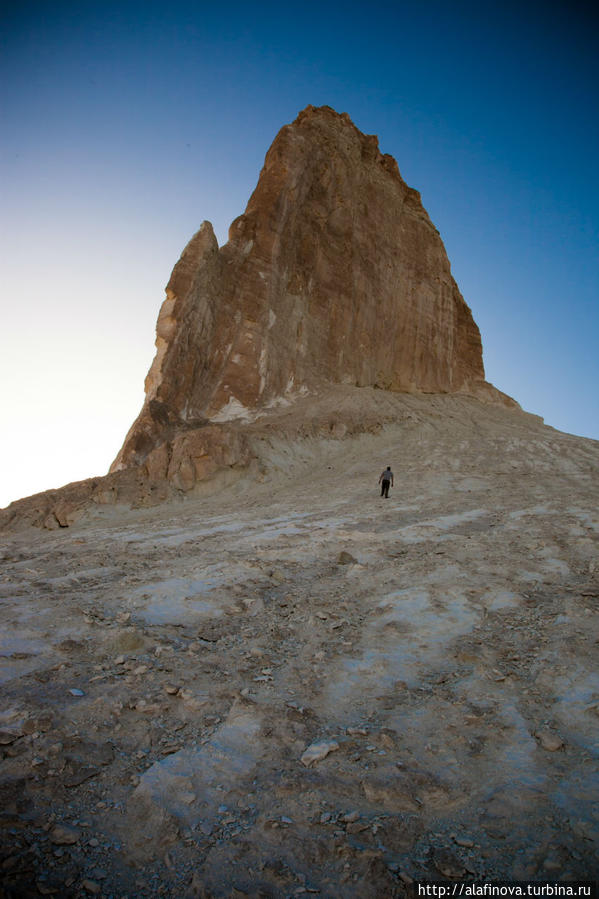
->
[112,105,497,472]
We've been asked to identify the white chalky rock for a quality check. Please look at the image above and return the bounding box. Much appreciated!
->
[300,740,339,767]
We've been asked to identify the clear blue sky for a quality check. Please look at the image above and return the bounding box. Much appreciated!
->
[1,0,598,507]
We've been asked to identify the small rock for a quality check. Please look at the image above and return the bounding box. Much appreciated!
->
[49,824,81,845]
[453,835,475,848]
[63,764,100,787]
[69,688,85,697]
[536,729,564,752]
[0,731,18,745]
[164,685,180,695]
[338,551,358,565]
[346,820,369,834]
[81,880,101,895]
[379,731,397,750]
[36,880,61,896]
[300,739,339,767]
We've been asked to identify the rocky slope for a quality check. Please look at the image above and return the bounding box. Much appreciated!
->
[1,393,598,896]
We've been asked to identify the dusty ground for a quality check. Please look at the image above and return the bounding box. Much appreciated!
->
[1,393,598,897]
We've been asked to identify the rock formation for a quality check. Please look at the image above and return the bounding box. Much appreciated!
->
[4,115,599,898]
[1,104,520,530]
[111,104,512,476]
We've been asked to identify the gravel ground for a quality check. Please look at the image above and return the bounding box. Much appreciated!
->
[1,394,598,897]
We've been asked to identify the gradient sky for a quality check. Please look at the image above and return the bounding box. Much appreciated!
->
[1,0,598,508]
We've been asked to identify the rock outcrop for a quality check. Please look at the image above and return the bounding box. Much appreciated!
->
[1,105,521,530]
[111,104,511,475]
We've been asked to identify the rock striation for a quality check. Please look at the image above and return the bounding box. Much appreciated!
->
[111,104,511,476]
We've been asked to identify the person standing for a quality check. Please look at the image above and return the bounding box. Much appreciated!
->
[378,466,393,498]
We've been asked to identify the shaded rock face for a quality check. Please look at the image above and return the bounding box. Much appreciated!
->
[112,105,497,473]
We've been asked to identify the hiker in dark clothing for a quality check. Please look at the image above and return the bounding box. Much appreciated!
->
[378,466,394,498]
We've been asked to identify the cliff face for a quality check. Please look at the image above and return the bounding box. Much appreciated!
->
[112,105,504,473]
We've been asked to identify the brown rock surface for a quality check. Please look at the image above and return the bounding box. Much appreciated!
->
[111,104,513,475]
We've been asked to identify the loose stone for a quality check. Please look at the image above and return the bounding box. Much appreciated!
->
[337,551,358,565]
[49,824,81,846]
[300,740,340,767]
[536,729,564,751]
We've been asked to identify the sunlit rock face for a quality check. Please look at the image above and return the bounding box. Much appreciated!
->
[112,104,507,473]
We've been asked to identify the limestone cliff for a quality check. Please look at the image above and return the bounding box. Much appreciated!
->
[111,105,510,474]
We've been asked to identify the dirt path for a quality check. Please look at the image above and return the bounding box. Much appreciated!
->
[1,397,598,896]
